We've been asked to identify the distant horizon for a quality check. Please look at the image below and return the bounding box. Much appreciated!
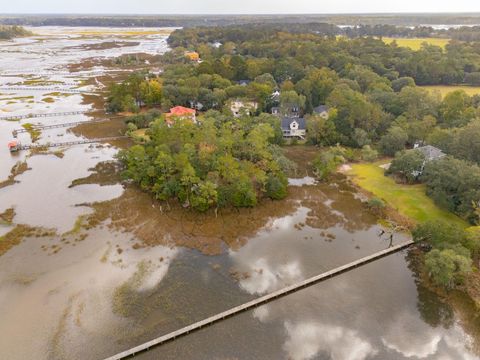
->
[3,0,480,16]
[2,12,480,16]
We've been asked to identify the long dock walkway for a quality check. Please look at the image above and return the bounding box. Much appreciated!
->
[0,111,89,121]
[12,119,109,137]
[104,240,415,360]
[0,87,93,94]
[18,136,127,150]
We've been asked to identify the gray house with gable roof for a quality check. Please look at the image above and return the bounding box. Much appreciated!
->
[281,117,306,139]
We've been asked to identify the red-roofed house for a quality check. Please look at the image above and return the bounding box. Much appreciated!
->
[8,140,20,152]
[165,106,196,125]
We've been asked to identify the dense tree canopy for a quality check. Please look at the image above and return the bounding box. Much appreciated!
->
[118,112,289,211]
[422,157,480,224]
[109,25,480,155]
[413,221,476,288]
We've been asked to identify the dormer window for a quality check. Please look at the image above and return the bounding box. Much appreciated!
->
[290,121,298,130]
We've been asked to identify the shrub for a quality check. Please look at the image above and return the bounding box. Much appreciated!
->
[425,249,472,288]
[361,145,378,162]
[266,174,288,200]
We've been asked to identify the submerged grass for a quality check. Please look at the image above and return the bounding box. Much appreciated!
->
[0,161,30,189]
[0,208,15,225]
[112,260,152,317]
[0,225,56,256]
[63,215,87,236]
[22,123,41,142]
[347,161,468,227]
[42,97,55,103]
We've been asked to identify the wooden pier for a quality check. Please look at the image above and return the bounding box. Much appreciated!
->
[0,71,107,77]
[0,87,90,94]
[12,119,109,137]
[104,240,415,360]
[1,111,89,121]
[17,136,127,151]
[0,69,127,77]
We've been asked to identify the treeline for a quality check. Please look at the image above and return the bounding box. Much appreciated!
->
[0,25,32,40]
[4,14,480,29]
[345,24,480,42]
[168,26,480,86]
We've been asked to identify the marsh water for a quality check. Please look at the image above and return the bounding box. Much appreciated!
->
[0,27,479,360]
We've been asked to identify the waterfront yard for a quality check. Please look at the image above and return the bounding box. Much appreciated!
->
[347,161,468,227]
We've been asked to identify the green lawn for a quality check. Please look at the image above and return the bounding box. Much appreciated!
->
[420,85,480,98]
[382,37,450,50]
[347,161,468,227]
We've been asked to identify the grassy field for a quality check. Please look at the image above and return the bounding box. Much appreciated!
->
[347,161,468,227]
[420,85,480,98]
[382,37,450,50]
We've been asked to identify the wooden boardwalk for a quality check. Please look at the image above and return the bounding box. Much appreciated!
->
[0,70,125,77]
[104,240,415,360]
[0,87,92,94]
[12,119,109,137]
[0,111,89,121]
[18,136,127,150]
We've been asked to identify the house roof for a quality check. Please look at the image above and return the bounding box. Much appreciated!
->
[313,105,329,114]
[281,117,306,130]
[169,106,196,115]
[165,106,196,125]
[415,145,446,161]
[237,80,251,86]
[231,99,258,106]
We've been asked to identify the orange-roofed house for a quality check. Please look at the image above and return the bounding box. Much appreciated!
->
[185,51,200,62]
[8,140,20,152]
[165,106,197,125]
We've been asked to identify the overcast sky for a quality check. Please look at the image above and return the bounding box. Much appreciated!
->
[3,0,480,15]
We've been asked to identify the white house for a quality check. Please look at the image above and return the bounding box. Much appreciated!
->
[229,99,258,117]
[281,117,306,139]
[271,90,281,101]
